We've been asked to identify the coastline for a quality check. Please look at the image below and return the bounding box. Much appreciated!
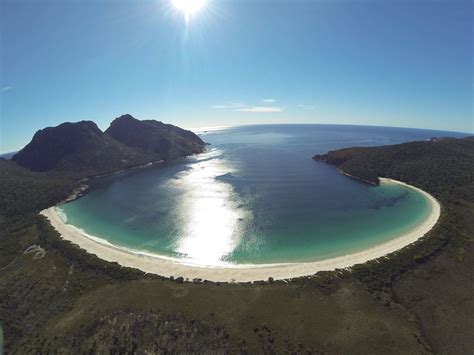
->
[40,178,441,282]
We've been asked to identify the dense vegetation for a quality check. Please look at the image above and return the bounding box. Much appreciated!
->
[0,160,76,218]
[313,136,474,201]
[0,135,473,353]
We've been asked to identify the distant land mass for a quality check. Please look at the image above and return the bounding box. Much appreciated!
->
[12,115,205,177]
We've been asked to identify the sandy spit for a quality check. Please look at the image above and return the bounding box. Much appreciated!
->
[40,178,441,282]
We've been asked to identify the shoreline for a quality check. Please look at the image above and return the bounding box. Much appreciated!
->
[40,178,441,282]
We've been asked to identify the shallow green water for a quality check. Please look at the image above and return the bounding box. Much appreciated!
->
[60,124,437,266]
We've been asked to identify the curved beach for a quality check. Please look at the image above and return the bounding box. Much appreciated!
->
[40,178,441,282]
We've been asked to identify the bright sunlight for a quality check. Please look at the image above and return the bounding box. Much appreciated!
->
[171,0,206,22]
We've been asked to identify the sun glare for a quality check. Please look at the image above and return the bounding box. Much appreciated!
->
[171,0,206,22]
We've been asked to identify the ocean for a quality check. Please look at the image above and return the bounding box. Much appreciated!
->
[59,124,468,266]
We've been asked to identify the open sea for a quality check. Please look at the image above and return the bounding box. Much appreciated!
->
[59,124,468,266]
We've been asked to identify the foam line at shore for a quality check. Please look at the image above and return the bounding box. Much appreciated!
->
[40,178,441,282]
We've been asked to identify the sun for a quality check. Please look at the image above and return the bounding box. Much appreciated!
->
[171,0,206,22]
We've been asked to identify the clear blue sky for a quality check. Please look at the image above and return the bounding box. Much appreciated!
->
[1,0,473,152]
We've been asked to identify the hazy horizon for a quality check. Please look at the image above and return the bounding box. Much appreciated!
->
[1,0,473,152]
[1,120,472,155]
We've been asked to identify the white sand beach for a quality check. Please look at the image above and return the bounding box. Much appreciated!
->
[40,178,441,282]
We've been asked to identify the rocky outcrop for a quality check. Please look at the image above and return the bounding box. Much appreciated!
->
[106,114,205,161]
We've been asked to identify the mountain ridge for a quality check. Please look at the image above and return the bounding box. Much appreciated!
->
[12,115,205,177]
[105,114,204,161]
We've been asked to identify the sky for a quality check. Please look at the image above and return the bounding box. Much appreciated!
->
[1,0,473,152]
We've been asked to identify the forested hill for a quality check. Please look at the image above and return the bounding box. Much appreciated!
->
[0,159,76,219]
[12,121,155,176]
[313,136,474,201]
[12,115,205,178]
[105,114,205,161]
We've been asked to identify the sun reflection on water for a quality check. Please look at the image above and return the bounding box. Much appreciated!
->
[166,149,246,266]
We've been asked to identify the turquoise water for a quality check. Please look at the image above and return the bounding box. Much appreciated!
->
[60,125,458,266]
